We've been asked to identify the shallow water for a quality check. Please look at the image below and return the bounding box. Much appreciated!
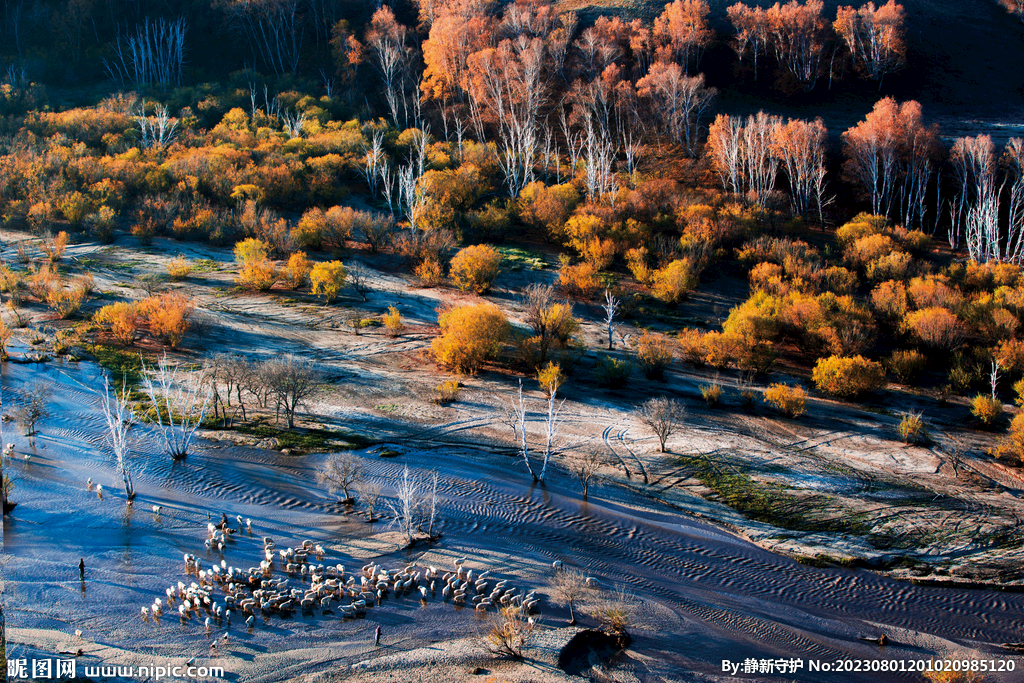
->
[2,358,1023,682]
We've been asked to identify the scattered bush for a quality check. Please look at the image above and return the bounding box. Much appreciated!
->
[415,256,445,286]
[432,379,461,404]
[904,307,966,351]
[449,244,502,294]
[431,302,510,374]
[41,231,68,262]
[700,381,723,406]
[285,252,313,289]
[992,413,1024,466]
[234,238,278,291]
[651,259,697,304]
[811,355,886,397]
[596,355,632,388]
[310,261,348,302]
[886,349,927,384]
[557,260,600,299]
[383,305,405,337]
[971,393,1003,427]
[764,383,806,417]
[46,275,91,319]
[636,332,674,380]
[94,301,142,345]
[897,411,927,444]
[167,256,193,280]
[141,292,196,348]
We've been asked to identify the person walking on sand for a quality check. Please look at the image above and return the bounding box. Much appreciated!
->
[78,558,85,580]
[374,625,382,647]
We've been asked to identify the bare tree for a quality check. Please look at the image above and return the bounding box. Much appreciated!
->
[550,567,590,625]
[104,16,188,89]
[135,101,179,149]
[317,452,364,502]
[503,377,565,483]
[943,433,970,479]
[359,212,396,254]
[100,376,136,500]
[564,450,604,500]
[602,290,620,350]
[504,379,538,481]
[141,355,212,460]
[359,127,386,197]
[279,108,307,138]
[347,262,371,302]
[424,470,440,538]
[15,385,49,444]
[1,386,15,514]
[386,465,439,544]
[638,397,686,453]
[355,479,382,522]
[264,355,322,428]
[218,0,304,76]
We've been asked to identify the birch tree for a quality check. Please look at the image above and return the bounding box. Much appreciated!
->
[952,135,1001,264]
[502,378,565,483]
[141,355,212,460]
[104,16,188,89]
[653,0,713,74]
[727,3,770,80]
[636,63,716,157]
[602,289,620,350]
[766,0,829,91]
[772,116,828,220]
[1004,138,1024,264]
[834,1,906,87]
[101,377,136,500]
[218,0,305,76]
[367,6,413,128]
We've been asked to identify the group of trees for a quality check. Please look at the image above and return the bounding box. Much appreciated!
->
[728,1,906,90]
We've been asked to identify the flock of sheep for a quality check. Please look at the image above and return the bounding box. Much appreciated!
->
[138,514,542,646]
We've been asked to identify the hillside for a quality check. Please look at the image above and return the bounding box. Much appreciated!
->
[556,0,1024,139]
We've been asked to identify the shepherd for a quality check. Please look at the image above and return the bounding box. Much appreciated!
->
[374,625,382,647]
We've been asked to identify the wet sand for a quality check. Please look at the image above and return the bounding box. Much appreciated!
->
[2,357,1024,682]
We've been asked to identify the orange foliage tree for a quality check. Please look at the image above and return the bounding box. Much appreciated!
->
[834,1,907,85]
[727,3,770,80]
[766,0,829,91]
[653,0,712,74]
[842,97,939,228]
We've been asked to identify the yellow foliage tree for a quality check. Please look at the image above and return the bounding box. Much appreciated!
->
[431,302,510,374]
[763,383,806,417]
[310,261,348,302]
[811,355,886,397]
[449,244,502,293]
[234,238,278,291]
[285,252,313,289]
[651,259,697,304]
